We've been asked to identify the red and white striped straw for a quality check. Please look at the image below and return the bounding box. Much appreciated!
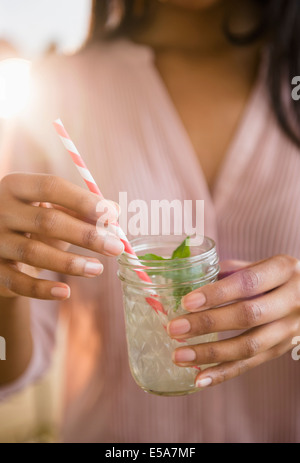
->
[53,119,200,362]
[53,118,167,317]
[53,119,132,249]
[53,119,101,196]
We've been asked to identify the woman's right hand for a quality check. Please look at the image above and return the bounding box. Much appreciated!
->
[0,173,124,301]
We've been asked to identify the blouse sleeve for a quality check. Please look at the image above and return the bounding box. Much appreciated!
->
[0,282,59,401]
[0,118,60,401]
[0,53,93,400]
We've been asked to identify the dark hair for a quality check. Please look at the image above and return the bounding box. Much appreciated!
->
[91,0,300,147]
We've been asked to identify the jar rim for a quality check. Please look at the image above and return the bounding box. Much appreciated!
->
[117,265,220,289]
[118,235,217,268]
[117,235,219,288]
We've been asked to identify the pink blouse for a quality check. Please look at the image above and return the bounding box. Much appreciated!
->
[1,39,300,443]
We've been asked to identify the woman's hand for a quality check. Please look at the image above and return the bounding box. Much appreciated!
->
[0,173,123,300]
[167,255,300,388]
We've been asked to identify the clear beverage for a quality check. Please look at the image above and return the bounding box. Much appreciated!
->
[118,235,219,396]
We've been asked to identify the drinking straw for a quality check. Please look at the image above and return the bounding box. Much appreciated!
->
[53,119,167,317]
[53,119,200,365]
[53,120,133,254]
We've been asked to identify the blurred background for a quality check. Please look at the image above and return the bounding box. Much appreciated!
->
[0,0,92,120]
[0,0,91,57]
[0,0,92,442]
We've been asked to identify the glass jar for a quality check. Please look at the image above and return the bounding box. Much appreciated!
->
[118,235,219,396]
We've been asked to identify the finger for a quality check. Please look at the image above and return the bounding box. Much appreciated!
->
[46,203,96,225]
[51,201,120,225]
[0,233,104,278]
[30,233,70,252]
[3,201,124,257]
[182,254,298,312]
[194,338,293,388]
[32,202,93,252]
[172,315,296,366]
[218,259,251,279]
[31,203,88,252]
[168,277,300,339]
[1,173,118,223]
[0,262,71,300]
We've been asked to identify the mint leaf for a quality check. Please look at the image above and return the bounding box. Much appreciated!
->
[173,285,193,311]
[138,237,191,262]
[171,236,191,259]
[138,253,166,261]
[137,237,204,312]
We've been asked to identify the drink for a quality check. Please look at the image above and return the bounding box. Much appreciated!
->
[118,235,219,396]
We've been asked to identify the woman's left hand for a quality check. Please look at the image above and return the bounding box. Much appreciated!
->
[167,254,300,388]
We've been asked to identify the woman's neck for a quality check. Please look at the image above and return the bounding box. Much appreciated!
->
[131,1,233,56]
[128,1,264,190]
[130,0,263,58]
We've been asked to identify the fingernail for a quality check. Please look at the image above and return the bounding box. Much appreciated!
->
[167,318,191,336]
[51,286,70,299]
[97,199,119,223]
[103,235,125,256]
[173,348,196,363]
[84,261,103,276]
[196,377,212,388]
[111,200,121,215]
[183,292,206,311]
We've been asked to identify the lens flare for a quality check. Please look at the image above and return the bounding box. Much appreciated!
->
[0,58,31,119]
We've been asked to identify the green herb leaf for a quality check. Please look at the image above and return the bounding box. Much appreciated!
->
[173,285,193,311]
[137,237,204,312]
[171,236,191,259]
[138,253,166,261]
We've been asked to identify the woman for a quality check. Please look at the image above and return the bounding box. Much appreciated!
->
[0,0,300,443]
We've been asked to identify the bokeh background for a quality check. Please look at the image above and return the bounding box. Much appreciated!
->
[0,0,93,442]
[0,0,91,57]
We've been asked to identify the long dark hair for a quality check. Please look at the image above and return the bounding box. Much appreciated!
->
[91,0,300,147]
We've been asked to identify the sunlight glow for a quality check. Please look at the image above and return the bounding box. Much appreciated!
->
[0,58,31,119]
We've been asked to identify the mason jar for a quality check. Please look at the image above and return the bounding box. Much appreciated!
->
[118,235,219,396]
